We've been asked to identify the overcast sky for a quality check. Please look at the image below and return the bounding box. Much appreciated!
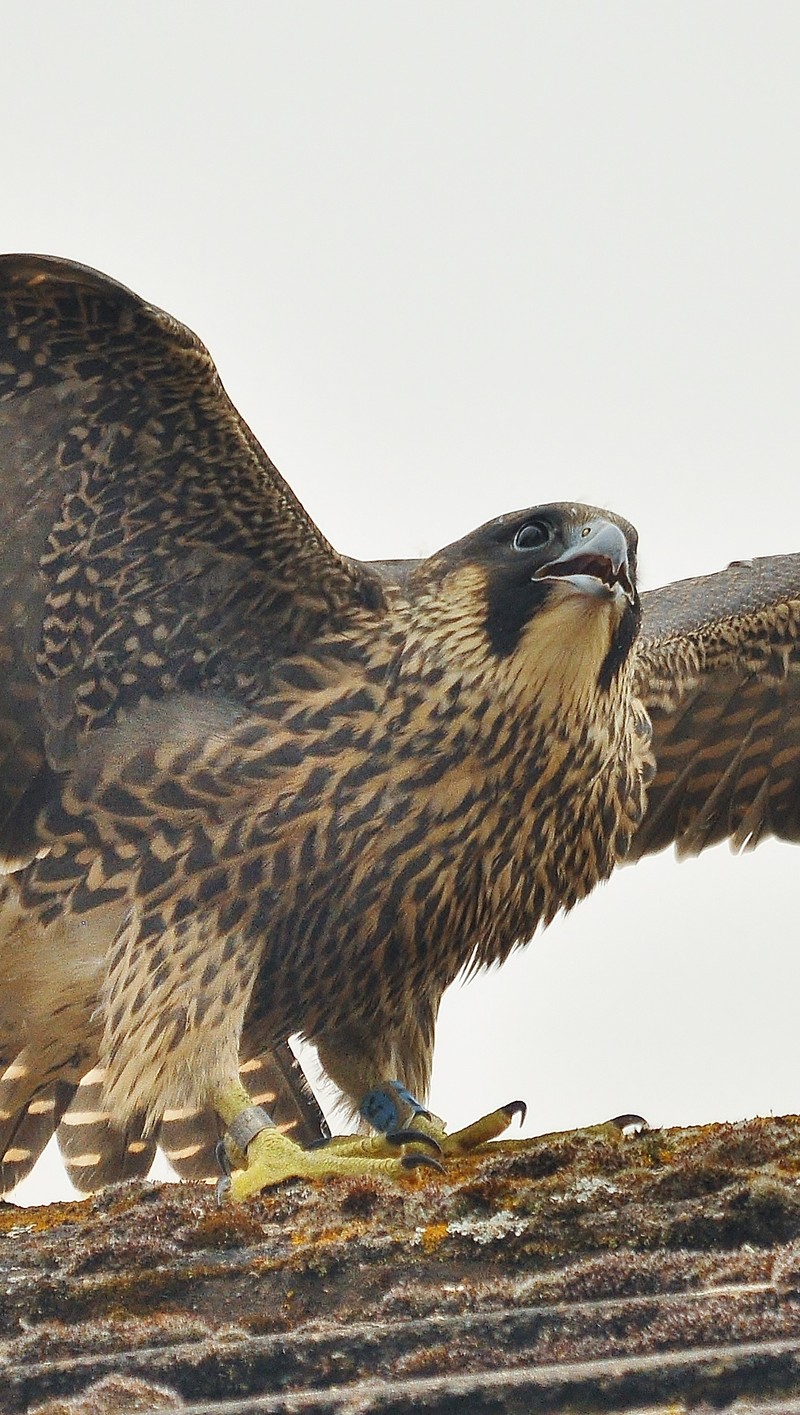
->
[4,2,800,1204]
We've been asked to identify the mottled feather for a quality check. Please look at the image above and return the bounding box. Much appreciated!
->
[630,556,800,858]
[0,253,384,862]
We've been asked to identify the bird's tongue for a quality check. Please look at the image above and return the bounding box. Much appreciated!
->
[540,551,621,588]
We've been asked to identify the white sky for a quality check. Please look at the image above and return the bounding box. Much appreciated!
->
[4,2,800,1204]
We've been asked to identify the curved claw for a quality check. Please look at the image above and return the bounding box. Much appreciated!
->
[502,1100,527,1127]
[216,1174,232,1206]
[607,1113,649,1133]
[215,1138,233,1177]
[386,1127,443,1154]
[400,1152,446,1173]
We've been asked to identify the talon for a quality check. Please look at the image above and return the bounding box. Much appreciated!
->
[401,1152,446,1173]
[607,1113,649,1133]
[216,1174,232,1205]
[502,1100,527,1126]
[386,1128,443,1153]
[215,1138,232,1177]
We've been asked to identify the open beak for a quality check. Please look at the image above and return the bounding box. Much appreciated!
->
[533,520,635,604]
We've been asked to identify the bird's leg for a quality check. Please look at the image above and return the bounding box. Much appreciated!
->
[314,1031,527,1159]
[315,1082,526,1159]
[213,1079,442,1201]
[356,1080,528,1156]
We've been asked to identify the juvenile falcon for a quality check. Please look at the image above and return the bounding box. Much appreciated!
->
[0,256,798,1200]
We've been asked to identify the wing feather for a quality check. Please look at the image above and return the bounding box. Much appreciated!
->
[630,554,800,860]
[0,254,384,864]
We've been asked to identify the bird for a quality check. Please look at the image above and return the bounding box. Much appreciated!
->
[0,255,798,1201]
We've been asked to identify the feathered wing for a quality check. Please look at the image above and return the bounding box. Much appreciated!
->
[0,255,368,1190]
[0,253,384,864]
[629,553,800,860]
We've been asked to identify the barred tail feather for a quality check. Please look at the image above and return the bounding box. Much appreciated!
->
[158,1104,222,1180]
[57,1068,156,1193]
[242,1043,330,1147]
[0,1075,76,1193]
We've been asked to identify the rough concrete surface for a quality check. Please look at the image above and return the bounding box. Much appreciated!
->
[4,1116,800,1413]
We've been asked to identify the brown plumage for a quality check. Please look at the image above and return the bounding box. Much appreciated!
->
[0,255,798,1196]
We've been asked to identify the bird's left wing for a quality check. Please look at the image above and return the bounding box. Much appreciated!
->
[628,554,800,860]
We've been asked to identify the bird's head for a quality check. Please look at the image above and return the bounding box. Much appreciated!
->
[406,502,640,711]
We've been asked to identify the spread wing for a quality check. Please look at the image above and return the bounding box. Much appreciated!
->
[629,554,800,860]
[0,254,384,866]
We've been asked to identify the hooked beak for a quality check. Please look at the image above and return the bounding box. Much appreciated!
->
[533,520,635,604]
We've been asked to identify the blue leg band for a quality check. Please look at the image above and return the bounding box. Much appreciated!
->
[359,1080,430,1133]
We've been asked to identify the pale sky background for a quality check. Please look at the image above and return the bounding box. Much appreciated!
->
[3,2,799,1205]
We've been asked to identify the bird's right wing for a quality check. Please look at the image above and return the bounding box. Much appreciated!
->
[0,255,386,867]
[629,553,800,860]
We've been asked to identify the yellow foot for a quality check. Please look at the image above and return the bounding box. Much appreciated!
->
[321,1099,527,1161]
[317,1128,444,1160]
[535,1113,649,1145]
[414,1100,527,1156]
[220,1126,444,1201]
[213,1080,531,1200]
[408,1104,645,1156]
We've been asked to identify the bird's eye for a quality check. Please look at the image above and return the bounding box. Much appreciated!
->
[512,520,551,551]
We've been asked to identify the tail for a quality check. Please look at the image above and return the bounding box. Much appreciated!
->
[57,1067,157,1191]
[0,1049,79,1192]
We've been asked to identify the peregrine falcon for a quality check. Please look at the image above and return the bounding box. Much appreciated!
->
[0,256,797,1199]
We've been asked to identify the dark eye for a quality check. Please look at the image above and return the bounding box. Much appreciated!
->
[512,519,551,551]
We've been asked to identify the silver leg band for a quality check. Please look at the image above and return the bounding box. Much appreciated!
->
[227,1104,275,1153]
